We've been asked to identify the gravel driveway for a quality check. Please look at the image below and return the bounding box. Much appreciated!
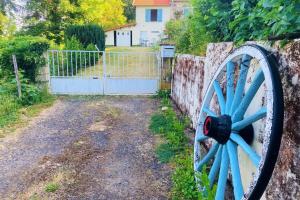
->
[0,96,170,200]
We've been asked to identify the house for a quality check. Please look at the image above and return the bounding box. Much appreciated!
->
[105,0,190,47]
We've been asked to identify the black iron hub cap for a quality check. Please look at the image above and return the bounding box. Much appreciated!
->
[203,115,254,145]
[203,115,232,144]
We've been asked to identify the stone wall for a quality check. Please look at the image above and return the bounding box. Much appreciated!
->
[171,40,300,199]
[36,54,50,88]
[171,54,205,127]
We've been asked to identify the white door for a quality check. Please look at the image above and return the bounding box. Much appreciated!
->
[116,31,131,47]
[140,31,148,46]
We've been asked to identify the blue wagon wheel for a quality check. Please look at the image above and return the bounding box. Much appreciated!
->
[194,45,284,200]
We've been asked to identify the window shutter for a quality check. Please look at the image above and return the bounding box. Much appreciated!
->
[157,9,163,22]
[183,8,190,17]
[145,9,151,22]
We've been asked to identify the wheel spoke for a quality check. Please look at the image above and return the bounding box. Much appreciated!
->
[196,143,219,171]
[213,81,226,115]
[227,141,244,200]
[230,55,252,115]
[226,61,235,114]
[203,107,217,117]
[215,147,229,200]
[196,133,208,142]
[232,68,264,122]
[230,133,261,167]
[208,145,222,188]
[232,107,267,131]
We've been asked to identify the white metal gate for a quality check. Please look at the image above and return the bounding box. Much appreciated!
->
[48,50,160,95]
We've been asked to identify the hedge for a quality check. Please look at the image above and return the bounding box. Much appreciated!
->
[65,24,105,51]
[0,36,50,82]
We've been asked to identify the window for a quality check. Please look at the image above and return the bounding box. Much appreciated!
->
[151,9,158,21]
[145,9,162,22]
[183,7,190,17]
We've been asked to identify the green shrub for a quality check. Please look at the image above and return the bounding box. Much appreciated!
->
[150,98,188,162]
[229,0,300,42]
[0,36,50,82]
[165,0,300,55]
[45,182,60,193]
[171,153,200,200]
[156,89,171,99]
[0,94,19,127]
[0,67,54,128]
[150,96,216,199]
[64,36,84,50]
[172,154,216,200]
[65,24,105,51]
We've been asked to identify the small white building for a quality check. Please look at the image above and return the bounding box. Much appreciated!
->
[105,0,190,47]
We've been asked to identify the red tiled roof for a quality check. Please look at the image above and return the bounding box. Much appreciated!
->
[133,0,171,6]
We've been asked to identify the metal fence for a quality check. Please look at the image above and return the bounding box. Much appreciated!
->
[48,50,104,78]
[48,50,160,95]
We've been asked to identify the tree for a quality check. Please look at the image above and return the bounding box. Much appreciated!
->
[23,0,126,43]
[79,0,126,29]
[0,12,16,38]
[23,0,82,44]
[0,0,14,15]
[122,0,135,22]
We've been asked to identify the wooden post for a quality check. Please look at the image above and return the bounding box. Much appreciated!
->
[12,54,22,98]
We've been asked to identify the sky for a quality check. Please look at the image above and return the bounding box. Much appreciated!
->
[6,0,28,29]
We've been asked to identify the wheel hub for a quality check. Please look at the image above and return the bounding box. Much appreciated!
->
[203,115,232,144]
[203,115,254,145]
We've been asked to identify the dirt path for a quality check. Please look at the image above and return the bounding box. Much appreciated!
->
[0,96,170,200]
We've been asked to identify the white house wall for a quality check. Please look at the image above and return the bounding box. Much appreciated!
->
[135,6,171,45]
[105,6,171,46]
[106,27,136,46]
[105,30,115,46]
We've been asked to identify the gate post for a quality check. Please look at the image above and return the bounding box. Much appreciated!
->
[103,51,106,95]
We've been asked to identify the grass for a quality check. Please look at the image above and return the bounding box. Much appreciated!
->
[75,46,159,78]
[0,90,56,138]
[149,90,216,200]
[45,183,60,193]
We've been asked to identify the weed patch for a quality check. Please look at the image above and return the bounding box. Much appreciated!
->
[45,183,60,193]
[149,92,215,199]
[0,87,55,138]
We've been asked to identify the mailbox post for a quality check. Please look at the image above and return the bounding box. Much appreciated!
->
[160,44,175,90]
[160,45,175,58]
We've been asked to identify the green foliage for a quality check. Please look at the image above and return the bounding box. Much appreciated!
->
[150,95,216,199]
[123,0,136,22]
[171,153,200,200]
[0,36,50,82]
[165,0,300,55]
[195,168,217,200]
[0,13,16,38]
[156,89,171,99]
[64,36,84,50]
[230,0,300,42]
[172,155,216,200]
[0,94,19,127]
[0,68,54,128]
[150,98,188,162]
[23,0,82,44]
[45,182,60,193]
[20,82,47,106]
[155,143,176,163]
[165,19,190,53]
[65,24,105,51]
